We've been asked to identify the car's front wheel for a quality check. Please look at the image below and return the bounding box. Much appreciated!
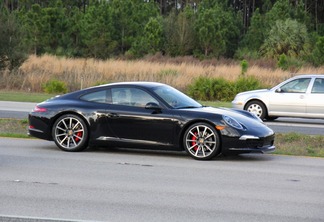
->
[52,114,88,152]
[245,100,267,120]
[183,123,220,160]
[265,116,278,121]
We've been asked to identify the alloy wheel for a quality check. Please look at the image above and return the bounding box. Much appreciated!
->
[184,123,220,160]
[53,115,88,151]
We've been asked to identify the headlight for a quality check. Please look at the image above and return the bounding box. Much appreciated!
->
[222,115,243,130]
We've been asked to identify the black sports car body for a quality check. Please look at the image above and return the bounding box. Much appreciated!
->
[28,82,275,160]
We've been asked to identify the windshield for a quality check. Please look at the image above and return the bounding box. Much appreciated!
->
[153,85,202,109]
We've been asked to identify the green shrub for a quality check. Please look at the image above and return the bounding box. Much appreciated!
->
[188,76,263,102]
[234,76,262,93]
[277,54,304,71]
[42,80,67,94]
[211,78,234,101]
[311,36,324,66]
[240,59,248,76]
[187,77,213,101]
[187,77,234,101]
[277,54,288,70]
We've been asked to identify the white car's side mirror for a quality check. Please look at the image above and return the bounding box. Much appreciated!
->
[275,88,282,93]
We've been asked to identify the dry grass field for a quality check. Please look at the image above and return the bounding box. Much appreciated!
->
[2,54,324,92]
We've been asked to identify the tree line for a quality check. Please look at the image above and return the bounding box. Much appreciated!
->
[1,0,324,71]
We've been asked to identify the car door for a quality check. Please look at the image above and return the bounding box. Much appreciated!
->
[105,87,178,147]
[306,77,324,118]
[79,89,117,140]
[268,78,311,116]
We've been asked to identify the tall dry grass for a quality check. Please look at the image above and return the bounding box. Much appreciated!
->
[2,54,324,92]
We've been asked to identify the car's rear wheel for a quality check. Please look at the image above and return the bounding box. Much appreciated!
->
[183,123,220,160]
[245,101,267,120]
[52,114,88,152]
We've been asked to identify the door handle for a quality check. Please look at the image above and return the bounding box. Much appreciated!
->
[107,113,119,118]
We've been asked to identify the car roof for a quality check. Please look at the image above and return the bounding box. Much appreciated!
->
[55,82,168,99]
[290,74,324,79]
[97,81,167,88]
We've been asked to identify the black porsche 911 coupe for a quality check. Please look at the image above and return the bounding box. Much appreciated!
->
[28,82,275,160]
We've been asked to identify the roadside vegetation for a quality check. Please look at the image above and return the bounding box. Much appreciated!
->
[0,119,29,139]
[2,55,324,102]
[0,91,55,102]
[274,133,324,157]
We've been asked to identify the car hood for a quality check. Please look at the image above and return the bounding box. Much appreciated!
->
[236,89,269,96]
[184,106,266,127]
[192,106,243,115]
[195,106,274,135]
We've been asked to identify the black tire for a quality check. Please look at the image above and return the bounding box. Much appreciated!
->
[265,116,278,121]
[52,114,88,152]
[183,122,220,160]
[245,100,267,120]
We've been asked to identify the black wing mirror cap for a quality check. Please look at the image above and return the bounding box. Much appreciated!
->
[145,102,161,110]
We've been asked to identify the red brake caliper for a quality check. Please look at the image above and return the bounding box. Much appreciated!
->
[191,132,198,151]
[75,132,83,142]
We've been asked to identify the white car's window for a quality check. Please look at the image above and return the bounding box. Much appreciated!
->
[311,78,324,94]
[111,88,158,107]
[280,78,311,93]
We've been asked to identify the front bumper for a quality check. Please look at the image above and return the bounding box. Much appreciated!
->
[228,145,275,153]
[231,99,245,110]
[222,134,275,155]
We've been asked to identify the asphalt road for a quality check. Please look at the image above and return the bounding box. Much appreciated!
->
[266,118,324,135]
[0,138,324,222]
[0,101,35,119]
[0,101,324,135]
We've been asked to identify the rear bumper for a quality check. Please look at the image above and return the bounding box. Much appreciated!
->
[28,127,52,141]
[28,114,52,141]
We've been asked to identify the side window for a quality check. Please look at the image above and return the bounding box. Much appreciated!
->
[80,89,112,103]
[112,88,131,105]
[130,88,159,107]
[111,88,158,107]
[280,78,311,93]
[311,78,324,94]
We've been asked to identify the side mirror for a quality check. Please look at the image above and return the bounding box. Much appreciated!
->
[145,102,161,111]
[275,88,282,93]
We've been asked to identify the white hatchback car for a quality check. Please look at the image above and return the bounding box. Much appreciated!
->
[232,74,324,120]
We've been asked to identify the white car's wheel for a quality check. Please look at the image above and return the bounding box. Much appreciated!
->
[245,101,267,120]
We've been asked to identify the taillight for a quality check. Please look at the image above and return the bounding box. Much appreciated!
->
[33,106,47,112]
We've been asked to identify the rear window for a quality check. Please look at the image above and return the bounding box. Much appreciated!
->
[80,90,111,103]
